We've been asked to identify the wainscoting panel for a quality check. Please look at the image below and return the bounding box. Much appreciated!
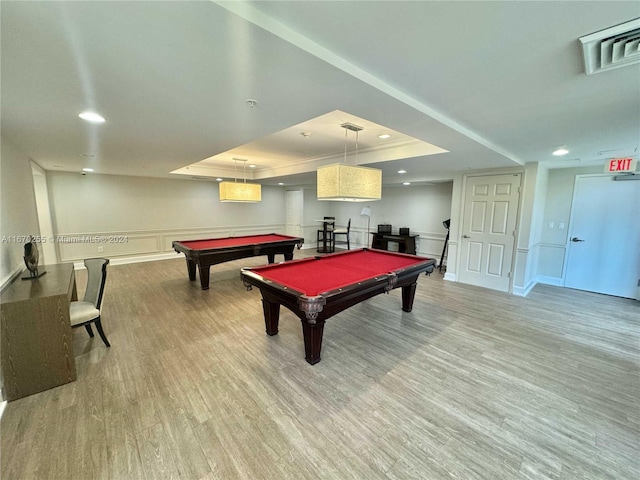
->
[56,224,286,263]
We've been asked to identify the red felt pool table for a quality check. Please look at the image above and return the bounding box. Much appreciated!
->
[173,234,303,290]
[241,248,436,364]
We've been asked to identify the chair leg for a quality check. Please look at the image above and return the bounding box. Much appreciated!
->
[94,318,111,347]
[347,236,350,250]
[85,324,94,337]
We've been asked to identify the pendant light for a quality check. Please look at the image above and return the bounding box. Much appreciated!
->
[317,122,382,202]
[219,158,262,202]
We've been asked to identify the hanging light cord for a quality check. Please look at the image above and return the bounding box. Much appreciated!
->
[355,129,359,165]
[342,126,360,165]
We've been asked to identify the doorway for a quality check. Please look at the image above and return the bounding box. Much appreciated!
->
[564,174,640,299]
[285,189,303,241]
[458,174,521,292]
[31,162,57,265]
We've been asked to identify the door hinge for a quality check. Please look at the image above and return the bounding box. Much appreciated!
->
[507,272,511,278]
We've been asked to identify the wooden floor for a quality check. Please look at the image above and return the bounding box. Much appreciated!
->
[1,250,638,479]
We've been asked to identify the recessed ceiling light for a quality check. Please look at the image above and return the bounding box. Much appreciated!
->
[403,182,411,186]
[249,164,256,168]
[216,178,223,182]
[82,168,94,172]
[552,147,569,156]
[398,169,407,174]
[78,111,105,123]
[378,134,391,139]
[278,182,284,186]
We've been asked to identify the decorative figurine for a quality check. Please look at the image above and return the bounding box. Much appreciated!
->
[22,236,46,279]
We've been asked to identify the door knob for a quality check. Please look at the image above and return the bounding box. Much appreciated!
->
[462,235,471,239]
[571,237,585,242]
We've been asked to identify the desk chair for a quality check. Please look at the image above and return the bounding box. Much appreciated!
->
[333,218,351,250]
[317,216,335,253]
[70,258,111,347]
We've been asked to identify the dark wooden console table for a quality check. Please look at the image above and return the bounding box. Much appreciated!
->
[1,263,78,401]
[371,232,419,255]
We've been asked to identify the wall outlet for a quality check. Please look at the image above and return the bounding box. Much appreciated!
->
[97,246,104,253]
[548,222,554,229]
[559,222,565,230]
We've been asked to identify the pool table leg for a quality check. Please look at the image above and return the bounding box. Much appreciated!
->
[198,265,211,290]
[401,282,417,312]
[186,258,197,281]
[301,320,325,365]
[262,299,280,335]
[267,253,276,264]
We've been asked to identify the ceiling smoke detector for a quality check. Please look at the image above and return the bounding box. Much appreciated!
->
[579,18,640,75]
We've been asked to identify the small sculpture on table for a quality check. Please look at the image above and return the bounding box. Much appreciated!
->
[22,236,46,280]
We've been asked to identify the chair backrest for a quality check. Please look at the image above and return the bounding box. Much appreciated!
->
[346,218,351,231]
[83,258,109,309]
[323,216,335,231]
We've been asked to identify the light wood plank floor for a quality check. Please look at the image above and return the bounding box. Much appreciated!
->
[1,249,638,479]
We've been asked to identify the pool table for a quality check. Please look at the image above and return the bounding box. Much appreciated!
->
[241,248,436,364]
[173,234,303,290]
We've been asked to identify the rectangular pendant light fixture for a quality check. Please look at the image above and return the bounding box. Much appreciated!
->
[219,158,262,202]
[317,122,382,202]
[219,181,262,202]
[317,163,381,201]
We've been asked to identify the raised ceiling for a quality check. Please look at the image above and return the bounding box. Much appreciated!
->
[1,1,638,187]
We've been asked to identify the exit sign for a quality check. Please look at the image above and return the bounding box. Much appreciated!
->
[605,157,637,173]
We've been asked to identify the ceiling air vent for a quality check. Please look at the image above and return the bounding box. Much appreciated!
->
[579,18,640,75]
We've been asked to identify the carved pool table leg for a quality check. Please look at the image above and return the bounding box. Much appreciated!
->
[267,253,276,264]
[401,282,418,312]
[262,299,281,335]
[301,320,325,365]
[186,258,197,281]
[283,251,294,261]
[198,265,211,290]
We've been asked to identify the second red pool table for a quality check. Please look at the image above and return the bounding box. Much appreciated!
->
[173,233,303,289]
[241,248,436,364]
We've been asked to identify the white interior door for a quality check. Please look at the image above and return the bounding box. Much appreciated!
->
[458,174,521,292]
[564,175,640,299]
[285,190,303,239]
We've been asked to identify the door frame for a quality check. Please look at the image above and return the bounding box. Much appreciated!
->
[562,173,640,298]
[456,171,523,294]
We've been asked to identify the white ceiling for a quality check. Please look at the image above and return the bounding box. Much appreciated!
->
[2,1,639,187]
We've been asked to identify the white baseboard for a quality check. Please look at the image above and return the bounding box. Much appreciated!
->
[512,280,537,297]
[443,272,456,282]
[73,252,179,270]
[535,275,564,287]
[0,265,24,292]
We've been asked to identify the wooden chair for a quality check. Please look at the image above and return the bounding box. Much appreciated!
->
[333,218,351,250]
[70,258,111,347]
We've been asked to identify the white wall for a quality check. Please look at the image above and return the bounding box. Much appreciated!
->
[47,172,287,263]
[0,136,41,285]
[299,182,453,259]
[512,163,547,296]
[0,136,42,403]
